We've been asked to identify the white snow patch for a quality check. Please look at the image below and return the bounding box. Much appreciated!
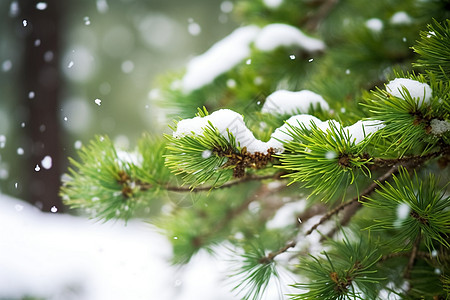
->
[181,24,325,93]
[365,18,383,32]
[116,150,142,167]
[397,203,411,220]
[0,135,6,148]
[386,78,432,107]
[263,0,283,9]
[174,109,269,154]
[2,60,12,72]
[430,119,450,135]
[262,90,330,115]
[343,120,385,144]
[188,20,202,36]
[254,23,325,52]
[41,155,52,170]
[390,11,412,25]
[181,26,260,93]
[36,2,47,10]
[121,60,134,73]
[74,140,83,149]
[96,0,109,13]
[9,1,19,17]
[220,1,234,13]
[325,151,337,160]
[267,114,322,152]
[1,194,266,299]
[201,150,212,159]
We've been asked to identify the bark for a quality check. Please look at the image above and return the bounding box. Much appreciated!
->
[20,0,64,212]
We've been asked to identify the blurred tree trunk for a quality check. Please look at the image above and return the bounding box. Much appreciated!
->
[20,0,64,212]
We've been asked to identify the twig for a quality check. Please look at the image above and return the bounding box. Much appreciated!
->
[304,0,338,31]
[380,250,433,262]
[404,235,422,279]
[142,173,284,193]
[305,165,398,236]
[372,148,448,169]
[260,240,297,264]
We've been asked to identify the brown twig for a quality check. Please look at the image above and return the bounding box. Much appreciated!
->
[304,0,339,32]
[260,240,297,264]
[144,172,284,193]
[372,148,448,169]
[404,235,422,279]
[305,165,398,236]
[380,250,434,262]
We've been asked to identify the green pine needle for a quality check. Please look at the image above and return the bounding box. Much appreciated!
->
[277,120,372,202]
[363,166,450,251]
[231,243,280,300]
[290,231,382,300]
[362,74,445,156]
[413,19,450,81]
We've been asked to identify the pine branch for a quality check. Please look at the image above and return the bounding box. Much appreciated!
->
[164,172,285,192]
[305,165,398,235]
[371,146,450,168]
[259,240,297,264]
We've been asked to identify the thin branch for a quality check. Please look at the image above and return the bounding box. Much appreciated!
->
[136,173,284,193]
[304,0,339,32]
[380,250,434,262]
[404,234,422,279]
[260,240,297,264]
[305,165,398,236]
[372,147,449,169]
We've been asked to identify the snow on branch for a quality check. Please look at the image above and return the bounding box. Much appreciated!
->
[254,23,325,52]
[182,26,260,93]
[173,108,384,154]
[261,89,330,115]
[181,23,325,93]
[386,78,432,107]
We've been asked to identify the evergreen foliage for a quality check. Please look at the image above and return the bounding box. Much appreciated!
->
[61,1,450,299]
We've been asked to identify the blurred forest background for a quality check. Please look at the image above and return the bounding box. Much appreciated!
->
[0,0,237,212]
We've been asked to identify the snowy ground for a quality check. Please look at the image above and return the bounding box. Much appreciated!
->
[0,194,240,300]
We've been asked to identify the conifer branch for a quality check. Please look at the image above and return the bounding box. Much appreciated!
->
[259,240,297,264]
[163,172,285,192]
[305,165,398,236]
[371,146,449,168]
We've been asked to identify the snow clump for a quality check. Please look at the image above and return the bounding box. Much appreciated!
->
[254,23,325,52]
[386,78,432,107]
[174,110,385,155]
[390,11,412,25]
[181,23,325,93]
[181,26,260,93]
[430,119,450,135]
[365,18,383,32]
[343,120,385,144]
[173,109,269,154]
[263,0,283,9]
[261,90,330,115]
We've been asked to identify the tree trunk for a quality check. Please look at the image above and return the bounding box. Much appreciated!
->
[20,0,64,212]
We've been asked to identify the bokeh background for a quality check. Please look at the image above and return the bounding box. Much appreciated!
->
[0,0,237,212]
